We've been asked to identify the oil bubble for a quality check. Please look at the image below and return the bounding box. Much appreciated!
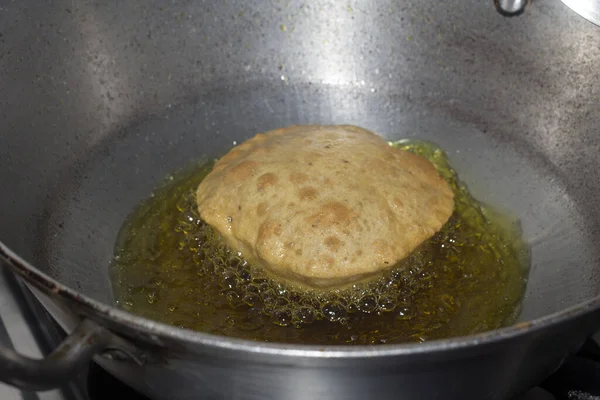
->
[273,309,292,327]
[242,293,259,306]
[358,295,377,313]
[293,307,315,324]
[322,301,347,322]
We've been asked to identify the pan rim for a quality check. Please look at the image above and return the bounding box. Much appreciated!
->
[2,239,599,359]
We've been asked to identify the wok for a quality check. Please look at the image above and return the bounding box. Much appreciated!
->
[1,0,600,399]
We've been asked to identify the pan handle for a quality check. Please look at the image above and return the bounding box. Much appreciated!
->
[0,318,131,391]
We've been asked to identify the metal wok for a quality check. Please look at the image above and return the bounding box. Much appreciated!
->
[1,0,600,399]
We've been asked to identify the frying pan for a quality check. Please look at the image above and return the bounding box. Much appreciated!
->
[1,0,600,399]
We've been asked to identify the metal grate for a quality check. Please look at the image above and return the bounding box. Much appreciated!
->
[0,268,88,400]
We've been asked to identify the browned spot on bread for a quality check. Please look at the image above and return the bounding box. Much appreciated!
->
[306,201,357,228]
[324,236,342,251]
[320,255,335,267]
[257,220,283,242]
[256,202,268,216]
[257,172,277,191]
[298,187,318,201]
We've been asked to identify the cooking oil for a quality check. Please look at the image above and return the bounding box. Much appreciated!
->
[110,140,529,345]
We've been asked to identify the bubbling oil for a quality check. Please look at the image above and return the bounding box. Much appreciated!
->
[110,140,529,345]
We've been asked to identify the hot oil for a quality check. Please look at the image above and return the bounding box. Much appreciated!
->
[110,140,530,345]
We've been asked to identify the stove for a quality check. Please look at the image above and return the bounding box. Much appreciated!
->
[1,267,600,400]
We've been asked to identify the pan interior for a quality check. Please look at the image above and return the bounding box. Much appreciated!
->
[26,81,600,327]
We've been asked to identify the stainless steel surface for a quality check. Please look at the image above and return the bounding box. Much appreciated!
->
[561,0,600,26]
[1,0,600,398]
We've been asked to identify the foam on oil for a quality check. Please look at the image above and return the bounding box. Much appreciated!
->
[110,140,529,345]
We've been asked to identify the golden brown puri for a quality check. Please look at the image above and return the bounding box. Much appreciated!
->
[196,125,455,288]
